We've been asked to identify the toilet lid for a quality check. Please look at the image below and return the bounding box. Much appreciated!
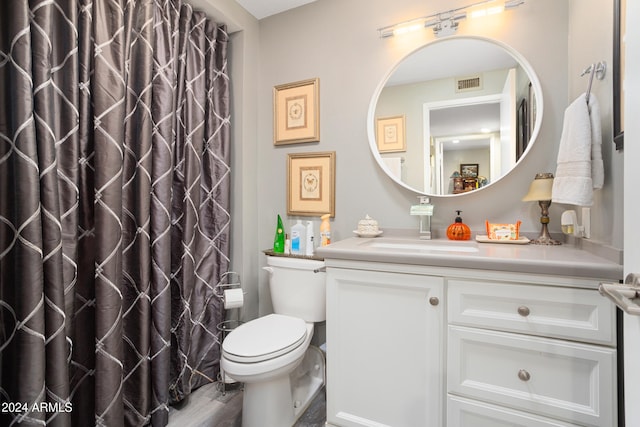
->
[222,314,307,363]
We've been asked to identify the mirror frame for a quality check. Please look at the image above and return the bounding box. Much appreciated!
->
[368,35,544,197]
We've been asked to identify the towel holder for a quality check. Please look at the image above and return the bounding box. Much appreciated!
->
[581,61,606,103]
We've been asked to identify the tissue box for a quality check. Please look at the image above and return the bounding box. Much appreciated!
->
[485,220,522,240]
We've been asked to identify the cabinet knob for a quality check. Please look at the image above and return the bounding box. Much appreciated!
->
[518,369,531,382]
[429,297,439,306]
[517,306,530,317]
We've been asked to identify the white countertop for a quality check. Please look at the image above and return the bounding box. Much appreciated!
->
[315,235,623,281]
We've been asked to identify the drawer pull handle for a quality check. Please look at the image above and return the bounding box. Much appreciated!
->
[429,297,439,306]
[517,306,530,317]
[518,369,531,382]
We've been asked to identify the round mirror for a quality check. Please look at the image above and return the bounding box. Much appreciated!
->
[368,36,543,196]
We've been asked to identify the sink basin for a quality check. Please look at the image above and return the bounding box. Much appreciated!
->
[365,240,479,253]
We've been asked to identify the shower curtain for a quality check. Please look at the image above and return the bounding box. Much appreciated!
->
[0,0,231,426]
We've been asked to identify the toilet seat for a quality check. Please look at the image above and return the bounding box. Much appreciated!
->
[222,314,307,363]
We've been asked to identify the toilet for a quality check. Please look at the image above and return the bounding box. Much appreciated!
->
[220,255,326,427]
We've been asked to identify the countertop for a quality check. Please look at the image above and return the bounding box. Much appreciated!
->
[315,235,623,281]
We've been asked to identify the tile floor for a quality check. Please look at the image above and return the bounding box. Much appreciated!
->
[167,381,326,427]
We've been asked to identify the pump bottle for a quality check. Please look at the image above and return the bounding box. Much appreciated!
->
[320,214,331,246]
[290,220,306,254]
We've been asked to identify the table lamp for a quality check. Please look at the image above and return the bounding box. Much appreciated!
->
[522,173,561,245]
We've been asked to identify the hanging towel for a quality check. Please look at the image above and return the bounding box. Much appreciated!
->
[552,93,603,206]
[589,95,604,189]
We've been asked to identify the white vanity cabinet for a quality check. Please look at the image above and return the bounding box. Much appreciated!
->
[325,265,445,427]
[322,259,618,427]
[447,276,617,427]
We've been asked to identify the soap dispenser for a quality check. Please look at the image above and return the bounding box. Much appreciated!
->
[273,215,285,253]
[447,210,471,241]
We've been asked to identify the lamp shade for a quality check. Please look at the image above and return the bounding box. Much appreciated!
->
[522,173,554,201]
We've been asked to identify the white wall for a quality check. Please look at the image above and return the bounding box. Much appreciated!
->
[194,2,632,421]
[195,0,621,318]
[568,0,623,248]
[256,0,573,314]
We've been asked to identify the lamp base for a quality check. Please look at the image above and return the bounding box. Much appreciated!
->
[530,223,561,245]
[530,200,561,245]
[530,235,561,245]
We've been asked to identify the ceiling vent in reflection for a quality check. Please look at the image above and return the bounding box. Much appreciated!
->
[455,75,482,92]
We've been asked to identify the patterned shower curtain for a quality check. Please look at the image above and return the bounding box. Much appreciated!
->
[0,0,231,426]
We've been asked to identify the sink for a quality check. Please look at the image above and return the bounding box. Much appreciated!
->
[364,239,479,253]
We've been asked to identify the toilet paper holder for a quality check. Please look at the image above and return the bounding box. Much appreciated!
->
[214,271,241,295]
[214,271,245,309]
[215,271,245,393]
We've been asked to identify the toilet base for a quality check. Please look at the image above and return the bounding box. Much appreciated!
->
[242,375,294,427]
[241,346,326,427]
[291,345,326,420]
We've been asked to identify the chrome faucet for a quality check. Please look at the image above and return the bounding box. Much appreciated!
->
[410,196,433,240]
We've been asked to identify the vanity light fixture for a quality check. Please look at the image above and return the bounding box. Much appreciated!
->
[468,0,524,18]
[522,173,561,245]
[377,0,525,38]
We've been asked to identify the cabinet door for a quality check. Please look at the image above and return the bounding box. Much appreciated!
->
[326,268,444,427]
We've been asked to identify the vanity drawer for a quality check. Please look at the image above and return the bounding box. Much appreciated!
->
[448,326,616,427]
[447,280,616,345]
[448,395,583,427]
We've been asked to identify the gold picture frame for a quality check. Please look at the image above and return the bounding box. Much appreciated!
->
[376,115,406,153]
[287,152,335,217]
[274,78,320,145]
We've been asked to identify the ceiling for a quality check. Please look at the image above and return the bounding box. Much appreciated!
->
[234,0,319,19]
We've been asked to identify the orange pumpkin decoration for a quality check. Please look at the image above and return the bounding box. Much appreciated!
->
[447,210,471,240]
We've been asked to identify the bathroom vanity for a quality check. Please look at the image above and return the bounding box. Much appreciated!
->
[316,237,622,427]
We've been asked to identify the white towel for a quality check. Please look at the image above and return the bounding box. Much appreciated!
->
[552,93,603,206]
[589,95,604,189]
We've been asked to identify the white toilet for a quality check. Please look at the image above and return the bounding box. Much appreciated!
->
[220,255,326,427]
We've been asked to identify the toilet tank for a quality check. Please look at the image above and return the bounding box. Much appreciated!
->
[264,256,326,322]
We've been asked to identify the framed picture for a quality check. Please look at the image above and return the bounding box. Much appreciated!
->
[376,115,406,153]
[460,163,478,178]
[613,0,625,150]
[273,78,320,145]
[287,152,335,217]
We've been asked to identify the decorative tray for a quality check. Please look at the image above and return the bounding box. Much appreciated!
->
[475,235,530,244]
